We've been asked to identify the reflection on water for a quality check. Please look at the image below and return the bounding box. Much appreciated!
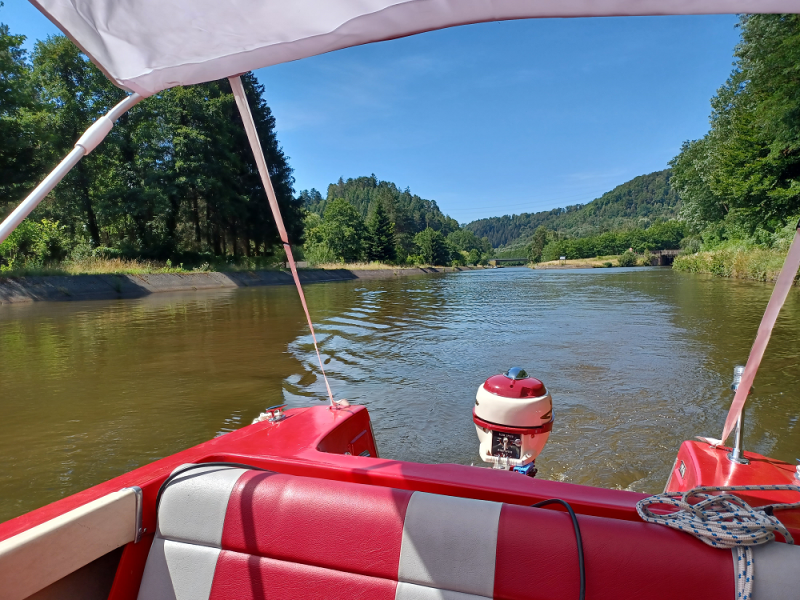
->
[1,267,799,521]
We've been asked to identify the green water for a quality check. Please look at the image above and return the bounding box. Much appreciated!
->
[1,267,799,522]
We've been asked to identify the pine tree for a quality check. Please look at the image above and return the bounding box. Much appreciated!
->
[367,201,395,263]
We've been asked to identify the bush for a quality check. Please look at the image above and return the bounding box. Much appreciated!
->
[414,228,450,266]
[0,219,70,271]
[303,242,339,266]
[617,251,638,267]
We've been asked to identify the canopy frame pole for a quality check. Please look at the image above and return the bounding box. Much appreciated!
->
[720,221,800,444]
[228,75,335,407]
[0,93,143,245]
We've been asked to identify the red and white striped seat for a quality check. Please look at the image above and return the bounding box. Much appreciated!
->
[137,465,791,600]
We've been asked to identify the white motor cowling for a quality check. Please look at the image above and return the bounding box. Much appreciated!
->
[474,367,553,476]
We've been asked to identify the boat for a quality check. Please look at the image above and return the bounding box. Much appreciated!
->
[2,1,800,599]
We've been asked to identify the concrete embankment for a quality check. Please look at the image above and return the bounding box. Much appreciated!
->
[0,266,481,304]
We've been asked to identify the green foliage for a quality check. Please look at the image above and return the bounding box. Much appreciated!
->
[617,251,638,267]
[0,219,69,271]
[465,170,680,249]
[673,242,792,281]
[671,15,800,236]
[366,200,396,262]
[446,229,491,254]
[314,198,367,262]
[0,17,39,204]
[300,176,487,266]
[0,26,300,263]
[540,221,686,261]
[302,175,458,261]
[414,227,450,265]
[526,225,549,263]
[446,228,492,265]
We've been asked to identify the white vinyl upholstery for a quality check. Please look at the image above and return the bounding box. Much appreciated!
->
[751,542,800,600]
[396,492,501,600]
[155,465,246,547]
[137,466,246,600]
[137,539,221,600]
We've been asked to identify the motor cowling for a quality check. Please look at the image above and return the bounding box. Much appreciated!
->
[474,367,553,473]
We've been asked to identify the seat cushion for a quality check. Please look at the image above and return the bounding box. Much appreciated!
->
[137,465,737,600]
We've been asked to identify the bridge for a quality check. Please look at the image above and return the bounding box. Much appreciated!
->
[489,258,527,266]
[648,249,681,266]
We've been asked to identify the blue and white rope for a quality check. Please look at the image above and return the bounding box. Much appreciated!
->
[636,485,800,600]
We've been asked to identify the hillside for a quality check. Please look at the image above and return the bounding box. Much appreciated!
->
[465,169,680,249]
[301,175,459,236]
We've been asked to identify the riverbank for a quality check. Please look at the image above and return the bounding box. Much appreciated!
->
[532,254,651,269]
[672,246,792,282]
[0,266,482,304]
[534,256,618,269]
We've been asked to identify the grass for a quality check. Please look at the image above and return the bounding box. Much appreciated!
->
[0,256,289,279]
[532,254,646,269]
[307,261,471,270]
[0,257,473,279]
[672,244,792,282]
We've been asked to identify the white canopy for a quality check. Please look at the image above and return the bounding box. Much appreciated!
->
[31,0,798,97]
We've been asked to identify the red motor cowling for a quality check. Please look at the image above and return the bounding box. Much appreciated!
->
[474,367,553,473]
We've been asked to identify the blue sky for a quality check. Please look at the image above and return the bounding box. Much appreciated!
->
[5,4,739,224]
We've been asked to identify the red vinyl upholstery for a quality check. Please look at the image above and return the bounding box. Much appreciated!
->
[138,466,735,600]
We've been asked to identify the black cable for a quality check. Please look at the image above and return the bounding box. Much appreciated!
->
[531,498,585,600]
[155,462,275,514]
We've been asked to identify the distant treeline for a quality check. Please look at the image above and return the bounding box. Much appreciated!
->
[1,25,300,270]
[465,170,680,249]
[535,222,686,262]
[299,176,492,266]
[300,175,460,259]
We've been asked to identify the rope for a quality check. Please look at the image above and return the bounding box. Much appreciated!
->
[637,485,800,600]
[229,76,335,406]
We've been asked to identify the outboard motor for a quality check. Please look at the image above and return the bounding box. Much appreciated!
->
[474,367,553,477]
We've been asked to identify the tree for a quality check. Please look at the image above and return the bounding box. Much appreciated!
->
[526,225,548,263]
[414,227,450,265]
[366,200,395,262]
[319,198,367,262]
[8,33,299,260]
[671,15,800,236]
[0,17,39,209]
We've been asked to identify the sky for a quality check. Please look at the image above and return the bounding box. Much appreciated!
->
[4,4,740,224]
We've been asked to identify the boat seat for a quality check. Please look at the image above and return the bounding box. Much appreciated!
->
[138,464,784,600]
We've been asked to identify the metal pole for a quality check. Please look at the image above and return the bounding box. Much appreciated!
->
[728,365,750,465]
[0,93,143,245]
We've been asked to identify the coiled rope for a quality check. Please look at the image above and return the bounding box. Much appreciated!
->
[637,485,800,600]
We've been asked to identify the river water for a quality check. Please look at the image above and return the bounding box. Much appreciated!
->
[1,267,799,522]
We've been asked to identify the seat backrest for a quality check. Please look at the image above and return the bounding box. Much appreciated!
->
[138,465,741,600]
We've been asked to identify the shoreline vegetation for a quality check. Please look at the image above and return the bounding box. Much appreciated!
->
[0,257,468,280]
[532,254,645,269]
[673,244,795,283]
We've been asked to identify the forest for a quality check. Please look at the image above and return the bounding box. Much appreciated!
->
[0,23,301,272]
[670,14,800,280]
[299,176,492,266]
[465,169,680,250]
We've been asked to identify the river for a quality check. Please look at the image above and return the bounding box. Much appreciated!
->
[1,267,799,522]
